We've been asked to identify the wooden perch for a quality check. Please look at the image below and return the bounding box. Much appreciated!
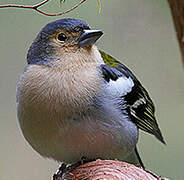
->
[168,0,184,65]
[53,159,170,180]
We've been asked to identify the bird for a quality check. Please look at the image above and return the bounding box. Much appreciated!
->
[16,18,165,168]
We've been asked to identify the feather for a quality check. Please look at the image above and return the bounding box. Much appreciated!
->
[100,50,165,144]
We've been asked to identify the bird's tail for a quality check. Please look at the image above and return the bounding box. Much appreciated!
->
[124,146,145,169]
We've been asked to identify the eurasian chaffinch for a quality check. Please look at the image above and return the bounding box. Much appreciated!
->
[16,18,165,168]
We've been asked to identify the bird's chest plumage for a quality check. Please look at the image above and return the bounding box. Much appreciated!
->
[17,64,138,163]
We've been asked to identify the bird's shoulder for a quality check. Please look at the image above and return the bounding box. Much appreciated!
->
[99,50,165,144]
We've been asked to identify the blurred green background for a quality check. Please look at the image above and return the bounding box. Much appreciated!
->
[0,0,183,179]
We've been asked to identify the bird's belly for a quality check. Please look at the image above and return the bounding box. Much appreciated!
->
[18,99,138,163]
[17,65,138,163]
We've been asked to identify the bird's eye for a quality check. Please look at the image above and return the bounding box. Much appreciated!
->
[57,33,67,42]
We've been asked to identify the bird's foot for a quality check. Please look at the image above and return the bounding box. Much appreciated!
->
[52,157,97,180]
[53,162,67,180]
[66,156,95,172]
[80,156,96,164]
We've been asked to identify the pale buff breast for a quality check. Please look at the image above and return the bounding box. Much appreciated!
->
[16,45,110,160]
[17,45,104,117]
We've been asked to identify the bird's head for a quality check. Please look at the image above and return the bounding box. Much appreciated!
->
[27,18,103,66]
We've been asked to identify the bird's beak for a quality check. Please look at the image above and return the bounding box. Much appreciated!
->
[78,30,103,47]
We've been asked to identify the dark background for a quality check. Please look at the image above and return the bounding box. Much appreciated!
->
[0,0,183,179]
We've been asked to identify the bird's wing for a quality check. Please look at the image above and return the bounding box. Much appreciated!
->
[99,50,165,144]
